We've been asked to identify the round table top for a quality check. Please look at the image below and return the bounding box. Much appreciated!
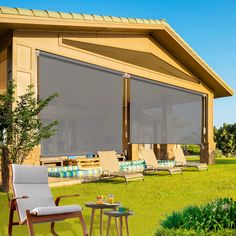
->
[85,202,120,209]
[104,210,133,217]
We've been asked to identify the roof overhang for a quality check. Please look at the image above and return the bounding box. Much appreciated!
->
[0,6,234,98]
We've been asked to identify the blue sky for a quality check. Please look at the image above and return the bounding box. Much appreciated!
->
[0,0,236,127]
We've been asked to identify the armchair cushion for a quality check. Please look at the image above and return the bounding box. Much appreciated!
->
[12,164,48,184]
[31,205,82,216]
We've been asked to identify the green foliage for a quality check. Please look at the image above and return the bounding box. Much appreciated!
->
[214,123,236,156]
[160,198,236,234]
[155,228,197,236]
[0,81,58,164]
[154,228,236,236]
[214,149,225,158]
[186,145,200,155]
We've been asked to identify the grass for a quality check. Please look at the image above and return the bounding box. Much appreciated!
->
[1,158,236,235]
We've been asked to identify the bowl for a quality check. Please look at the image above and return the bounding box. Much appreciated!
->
[118,207,129,212]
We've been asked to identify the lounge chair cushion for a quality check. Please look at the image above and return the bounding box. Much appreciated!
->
[14,184,55,222]
[98,151,120,173]
[98,151,144,182]
[173,148,208,170]
[12,164,48,184]
[140,149,182,175]
[30,205,82,216]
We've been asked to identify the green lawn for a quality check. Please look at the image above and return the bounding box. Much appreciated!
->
[1,158,236,235]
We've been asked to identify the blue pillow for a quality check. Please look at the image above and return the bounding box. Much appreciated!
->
[68,155,78,159]
[86,153,93,158]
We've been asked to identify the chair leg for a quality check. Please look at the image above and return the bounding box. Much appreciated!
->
[78,211,88,236]
[51,222,59,236]
[8,204,15,236]
[26,210,35,236]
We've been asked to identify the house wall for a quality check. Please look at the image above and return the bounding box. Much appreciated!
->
[12,30,215,164]
[0,48,7,94]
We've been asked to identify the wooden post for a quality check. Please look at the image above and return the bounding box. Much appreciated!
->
[159,144,175,160]
[200,93,215,164]
[128,144,139,161]
[153,144,160,159]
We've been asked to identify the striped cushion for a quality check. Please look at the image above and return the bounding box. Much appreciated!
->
[48,167,102,178]
[47,166,80,173]
[157,160,176,168]
[119,160,145,173]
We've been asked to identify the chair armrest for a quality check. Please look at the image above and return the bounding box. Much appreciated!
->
[9,196,29,208]
[55,194,80,206]
[11,196,29,201]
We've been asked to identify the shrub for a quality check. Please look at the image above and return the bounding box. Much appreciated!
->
[182,145,200,155]
[159,198,236,234]
[154,228,197,236]
[214,149,225,158]
[214,123,236,156]
[154,228,236,236]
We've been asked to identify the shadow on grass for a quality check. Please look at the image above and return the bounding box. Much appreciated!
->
[143,172,172,176]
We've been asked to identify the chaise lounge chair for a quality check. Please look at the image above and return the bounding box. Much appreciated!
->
[98,151,144,183]
[173,148,208,171]
[141,149,183,175]
[8,164,88,236]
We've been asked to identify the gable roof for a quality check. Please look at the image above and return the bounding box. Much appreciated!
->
[0,6,234,98]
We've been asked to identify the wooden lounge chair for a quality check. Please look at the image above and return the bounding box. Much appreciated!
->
[8,164,88,236]
[141,149,183,175]
[98,151,144,183]
[173,148,208,171]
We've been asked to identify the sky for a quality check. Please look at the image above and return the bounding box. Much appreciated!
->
[0,0,236,127]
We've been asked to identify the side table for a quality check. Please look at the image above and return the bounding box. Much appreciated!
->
[85,202,120,236]
[104,210,133,236]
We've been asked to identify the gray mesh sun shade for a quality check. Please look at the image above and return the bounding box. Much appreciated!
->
[39,52,123,156]
[130,76,202,144]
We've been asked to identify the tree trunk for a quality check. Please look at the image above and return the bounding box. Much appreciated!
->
[1,147,10,192]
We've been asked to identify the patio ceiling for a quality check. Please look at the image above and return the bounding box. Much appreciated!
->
[62,39,198,84]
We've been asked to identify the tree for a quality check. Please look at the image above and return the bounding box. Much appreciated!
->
[215,123,236,156]
[0,81,58,192]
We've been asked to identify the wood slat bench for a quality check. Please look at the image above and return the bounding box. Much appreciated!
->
[40,156,68,167]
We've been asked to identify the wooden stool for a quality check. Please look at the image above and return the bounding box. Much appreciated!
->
[104,210,133,236]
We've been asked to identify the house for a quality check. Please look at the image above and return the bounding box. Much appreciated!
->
[0,6,233,165]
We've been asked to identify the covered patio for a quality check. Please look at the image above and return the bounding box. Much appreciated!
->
[0,6,234,167]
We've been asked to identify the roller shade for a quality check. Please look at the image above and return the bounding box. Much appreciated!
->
[38,51,123,156]
[130,76,203,144]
